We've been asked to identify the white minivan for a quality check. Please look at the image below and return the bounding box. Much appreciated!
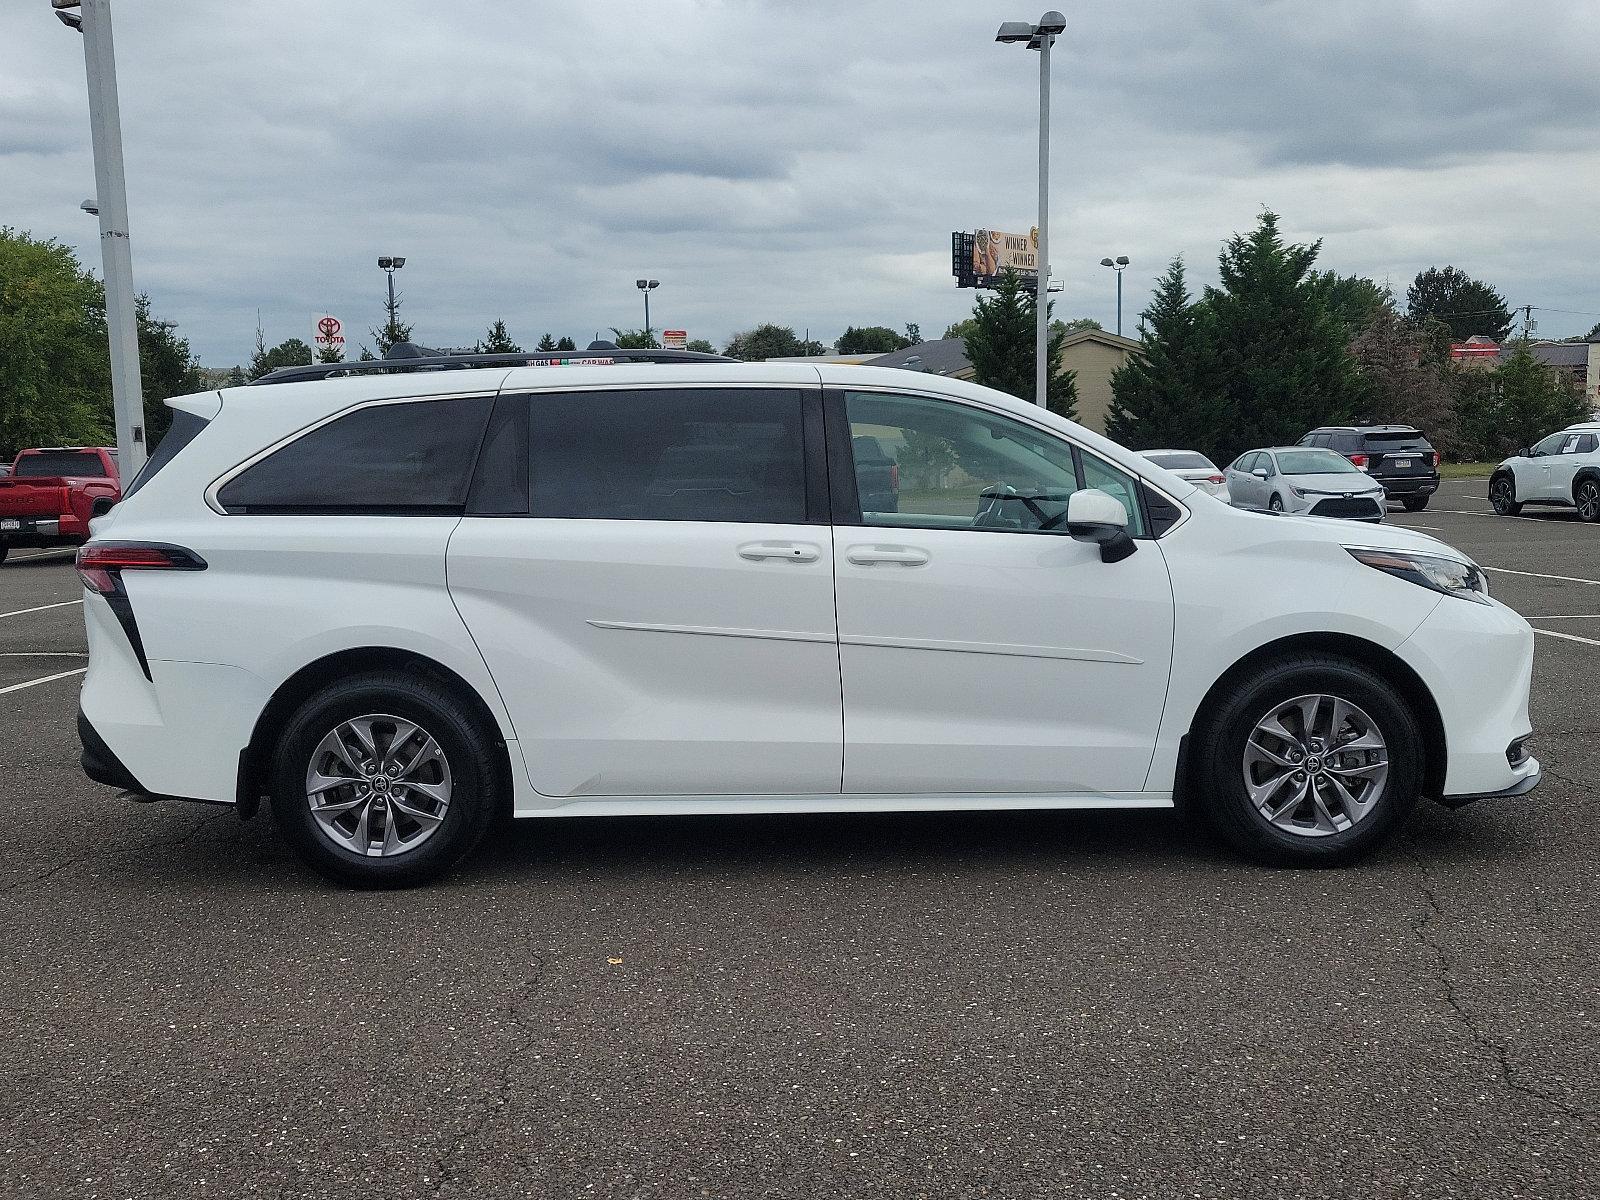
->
[78,347,1539,885]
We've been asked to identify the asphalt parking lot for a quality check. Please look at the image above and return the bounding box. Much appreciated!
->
[2,477,1597,1200]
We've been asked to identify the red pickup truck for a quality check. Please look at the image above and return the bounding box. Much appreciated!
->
[0,447,120,564]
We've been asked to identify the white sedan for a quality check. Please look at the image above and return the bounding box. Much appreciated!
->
[1138,449,1231,502]
[1226,447,1387,522]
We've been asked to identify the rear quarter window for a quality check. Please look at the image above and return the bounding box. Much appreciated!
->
[217,395,494,514]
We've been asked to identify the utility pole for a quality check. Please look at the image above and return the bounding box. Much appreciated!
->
[56,0,146,474]
[1520,304,1534,342]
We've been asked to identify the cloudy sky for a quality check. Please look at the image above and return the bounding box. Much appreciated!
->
[3,0,1597,367]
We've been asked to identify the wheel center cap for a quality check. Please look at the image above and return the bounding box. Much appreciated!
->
[371,775,391,794]
[1306,756,1323,774]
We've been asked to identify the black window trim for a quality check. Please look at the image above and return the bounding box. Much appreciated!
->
[463,383,826,526]
[821,385,1186,540]
[207,390,499,516]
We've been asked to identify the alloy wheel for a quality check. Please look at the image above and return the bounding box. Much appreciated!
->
[1577,481,1600,522]
[304,714,452,857]
[1242,693,1389,838]
[1491,478,1515,514]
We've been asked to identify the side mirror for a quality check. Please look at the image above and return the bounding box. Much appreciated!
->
[1066,488,1137,563]
[90,496,116,517]
[1517,446,1531,458]
[1252,468,1269,480]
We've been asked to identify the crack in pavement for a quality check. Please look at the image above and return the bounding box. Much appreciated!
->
[426,948,549,1196]
[0,807,228,898]
[1407,841,1593,1128]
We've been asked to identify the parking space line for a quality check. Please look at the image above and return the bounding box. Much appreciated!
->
[1483,566,1600,586]
[0,599,83,620]
[9,548,76,561]
[0,667,86,696]
[1534,628,1600,648]
[1435,508,1564,524]
[1389,522,1442,530]
[0,652,88,657]
[1523,614,1600,620]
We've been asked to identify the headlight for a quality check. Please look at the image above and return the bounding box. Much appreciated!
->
[1290,486,1309,498]
[1346,547,1490,605]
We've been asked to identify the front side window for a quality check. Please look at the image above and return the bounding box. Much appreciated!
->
[218,395,493,514]
[841,391,1146,537]
[1531,433,1567,457]
[527,388,806,523]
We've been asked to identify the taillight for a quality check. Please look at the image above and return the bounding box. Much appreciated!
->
[1207,474,1225,485]
[889,463,899,491]
[76,542,206,595]
[1433,452,1441,468]
[1350,453,1368,470]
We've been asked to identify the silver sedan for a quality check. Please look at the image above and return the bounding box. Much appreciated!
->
[1225,447,1386,522]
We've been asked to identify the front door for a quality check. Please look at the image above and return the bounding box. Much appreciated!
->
[448,386,842,799]
[830,389,1175,795]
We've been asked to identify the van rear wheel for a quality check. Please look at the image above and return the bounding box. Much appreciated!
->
[269,670,500,887]
[1194,655,1422,865]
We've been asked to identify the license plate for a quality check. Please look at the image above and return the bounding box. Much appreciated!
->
[1393,458,1414,468]
[0,519,19,532]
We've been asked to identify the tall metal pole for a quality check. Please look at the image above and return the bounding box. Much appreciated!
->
[386,269,396,321]
[1116,268,1123,338]
[643,289,651,338]
[1034,33,1052,407]
[77,0,146,472]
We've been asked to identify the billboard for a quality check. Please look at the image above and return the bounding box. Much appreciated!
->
[662,329,688,349]
[953,228,1038,289]
[312,314,346,352]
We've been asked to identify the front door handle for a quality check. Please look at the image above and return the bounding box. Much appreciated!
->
[846,544,930,567]
[738,541,821,564]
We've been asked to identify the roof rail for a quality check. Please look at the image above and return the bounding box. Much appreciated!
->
[249,340,734,385]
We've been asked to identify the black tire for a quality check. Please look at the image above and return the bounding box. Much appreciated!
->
[1268,494,1284,512]
[269,669,501,887]
[0,546,8,565]
[1192,654,1423,865]
[1490,474,1522,516]
[1575,477,1600,524]
[1401,495,1430,512]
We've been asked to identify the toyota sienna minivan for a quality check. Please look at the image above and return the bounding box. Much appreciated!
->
[77,346,1539,885]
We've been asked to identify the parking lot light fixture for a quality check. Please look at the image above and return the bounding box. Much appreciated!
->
[636,278,660,338]
[1100,255,1130,336]
[378,256,406,334]
[996,12,1067,405]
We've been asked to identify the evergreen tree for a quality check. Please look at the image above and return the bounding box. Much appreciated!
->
[1205,211,1359,458]
[134,293,205,446]
[1308,272,1394,339]
[1491,340,1591,457]
[1105,258,1232,461]
[315,340,345,364]
[685,338,716,354]
[226,364,247,387]
[961,269,1076,418]
[357,345,376,361]
[247,335,312,381]
[555,336,576,352]
[1406,266,1513,342]
[477,319,520,354]
[370,286,412,355]
[611,327,661,349]
[536,332,558,351]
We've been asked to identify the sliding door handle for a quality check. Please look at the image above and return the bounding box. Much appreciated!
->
[738,541,821,564]
[845,544,930,567]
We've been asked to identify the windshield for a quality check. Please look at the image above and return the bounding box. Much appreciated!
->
[14,450,108,478]
[1144,451,1215,470]
[1276,450,1360,476]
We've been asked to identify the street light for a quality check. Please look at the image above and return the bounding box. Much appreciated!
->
[377,256,406,340]
[996,11,1066,407]
[1099,255,1130,337]
[635,278,660,338]
[52,0,147,473]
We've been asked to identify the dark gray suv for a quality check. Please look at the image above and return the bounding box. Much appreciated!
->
[1299,425,1440,511]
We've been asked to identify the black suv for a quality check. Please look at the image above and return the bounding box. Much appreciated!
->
[1298,426,1440,511]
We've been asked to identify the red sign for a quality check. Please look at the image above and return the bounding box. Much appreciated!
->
[313,314,346,347]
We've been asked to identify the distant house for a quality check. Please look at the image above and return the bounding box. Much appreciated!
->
[1525,340,1600,409]
[867,329,1144,436]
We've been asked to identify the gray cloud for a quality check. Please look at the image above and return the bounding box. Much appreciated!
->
[1,0,1595,369]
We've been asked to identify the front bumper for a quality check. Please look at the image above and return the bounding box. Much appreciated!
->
[1439,760,1541,809]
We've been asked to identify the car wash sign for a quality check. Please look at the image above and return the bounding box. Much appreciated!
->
[313,315,346,353]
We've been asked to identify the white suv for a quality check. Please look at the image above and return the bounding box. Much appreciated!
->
[78,347,1540,885]
[1490,423,1600,521]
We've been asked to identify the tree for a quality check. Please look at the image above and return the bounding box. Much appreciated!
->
[1105,258,1232,461]
[0,227,113,458]
[536,333,558,351]
[357,345,376,361]
[611,327,660,349]
[835,325,910,355]
[370,285,413,355]
[1052,317,1103,335]
[226,364,247,387]
[1585,321,1600,342]
[1205,210,1360,459]
[1347,307,1454,448]
[555,336,576,352]
[904,323,922,346]
[685,338,716,354]
[942,317,978,341]
[723,324,824,361]
[1309,272,1394,339]
[477,319,520,354]
[247,334,312,381]
[1481,341,1591,459]
[961,268,1077,418]
[135,293,204,447]
[1406,266,1513,342]
[315,339,345,364]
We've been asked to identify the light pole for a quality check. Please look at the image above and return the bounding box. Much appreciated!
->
[53,0,146,473]
[1100,255,1130,337]
[997,11,1066,407]
[636,279,659,339]
[377,256,406,344]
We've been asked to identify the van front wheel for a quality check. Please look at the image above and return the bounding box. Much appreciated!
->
[1195,655,1423,865]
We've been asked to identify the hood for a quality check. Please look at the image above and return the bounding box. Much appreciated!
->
[1237,506,1466,561]
[1285,472,1384,495]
